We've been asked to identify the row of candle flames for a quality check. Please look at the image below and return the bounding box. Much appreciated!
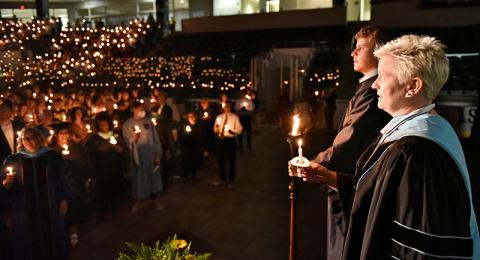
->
[7,102,234,176]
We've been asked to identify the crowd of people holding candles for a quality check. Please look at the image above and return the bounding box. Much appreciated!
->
[0,83,259,259]
[0,16,263,259]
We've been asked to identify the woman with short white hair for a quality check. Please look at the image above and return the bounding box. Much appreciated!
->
[299,35,480,259]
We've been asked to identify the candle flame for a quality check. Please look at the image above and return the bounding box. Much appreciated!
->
[134,125,141,133]
[291,115,300,136]
[62,144,70,155]
[6,166,13,175]
[109,136,117,145]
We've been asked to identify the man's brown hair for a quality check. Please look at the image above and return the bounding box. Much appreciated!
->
[355,25,388,46]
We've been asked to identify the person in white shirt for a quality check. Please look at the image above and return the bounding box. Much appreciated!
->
[213,102,242,188]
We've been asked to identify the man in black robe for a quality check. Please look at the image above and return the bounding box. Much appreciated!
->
[299,35,479,259]
[310,26,391,259]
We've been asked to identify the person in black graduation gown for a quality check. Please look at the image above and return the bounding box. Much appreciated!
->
[50,123,93,246]
[309,26,391,260]
[196,99,216,154]
[295,35,480,259]
[1,127,70,260]
[179,112,204,181]
[85,112,126,219]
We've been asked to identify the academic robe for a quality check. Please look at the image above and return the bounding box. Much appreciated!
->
[0,148,70,260]
[53,141,92,224]
[179,123,204,178]
[341,108,479,260]
[314,75,390,260]
[86,133,126,217]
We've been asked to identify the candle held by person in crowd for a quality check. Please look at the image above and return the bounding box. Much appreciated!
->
[109,136,117,145]
[185,125,192,133]
[113,120,119,128]
[203,112,209,119]
[134,125,141,133]
[62,144,70,155]
[6,166,14,176]
[151,118,157,126]
[86,124,92,133]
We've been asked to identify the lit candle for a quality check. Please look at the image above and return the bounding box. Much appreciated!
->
[47,105,52,110]
[291,115,300,136]
[62,115,67,121]
[62,144,70,155]
[33,93,37,98]
[49,129,54,136]
[185,125,192,133]
[113,104,118,110]
[86,124,92,133]
[151,118,157,126]
[203,112,209,119]
[6,166,14,176]
[245,94,251,100]
[134,125,141,133]
[27,114,34,122]
[109,136,117,145]
[221,102,225,109]
[297,139,304,163]
[113,120,119,128]
[242,101,248,108]
[315,90,319,96]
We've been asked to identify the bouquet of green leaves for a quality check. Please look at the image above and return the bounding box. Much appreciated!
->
[117,234,211,260]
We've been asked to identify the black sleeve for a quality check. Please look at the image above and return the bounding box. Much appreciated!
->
[327,88,390,174]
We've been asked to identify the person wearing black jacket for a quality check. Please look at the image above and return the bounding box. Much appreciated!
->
[179,112,204,181]
[291,26,391,260]
[85,113,127,219]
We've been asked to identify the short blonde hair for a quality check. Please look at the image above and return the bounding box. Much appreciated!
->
[374,34,449,101]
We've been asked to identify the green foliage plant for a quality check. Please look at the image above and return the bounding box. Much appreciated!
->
[117,234,211,260]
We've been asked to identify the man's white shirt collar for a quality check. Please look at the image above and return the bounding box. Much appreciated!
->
[359,70,378,84]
